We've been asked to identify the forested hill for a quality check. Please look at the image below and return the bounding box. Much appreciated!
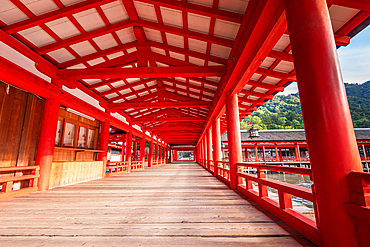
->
[241,80,370,130]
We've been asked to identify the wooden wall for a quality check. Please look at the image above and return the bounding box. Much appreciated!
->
[0,82,44,189]
[49,161,103,189]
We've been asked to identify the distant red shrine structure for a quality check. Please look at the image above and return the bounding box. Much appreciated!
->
[1,0,370,246]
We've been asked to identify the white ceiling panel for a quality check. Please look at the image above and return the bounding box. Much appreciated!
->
[274,61,294,73]
[101,0,129,24]
[160,6,182,28]
[60,0,85,6]
[143,27,162,42]
[210,44,231,58]
[0,0,28,25]
[169,51,185,61]
[111,80,125,88]
[189,56,205,66]
[188,13,211,34]
[70,40,96,56]
[93,33,118,50]
[188,0,213,7]
[45,17,80,39]
[18,26,55,47]
[214,19,240,40]
[116,27,136,43]
[151,47,166,55]
[73,8,105,32]
[134,1,157,22]
[166,33,184,48]
[260,57,276,68]
[273,34,290,52]
[329,5,360,32]
[218,0,249,14]
[107,51,124,60]
[95,85,110,92]
[87,57,105,66]
[262,76,281,85]
[47,48,75,63]
[188,38,207,53]
[21,0,58,16]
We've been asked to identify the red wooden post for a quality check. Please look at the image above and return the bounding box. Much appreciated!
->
[285,0,363,245]
[207,128,212,171]
[212,117,222,177]
[140,136,145,169]
[154,143,158,165]
[225,92,242,189]
[36,95,61,191]
[125,131,132,172]
[275,143,280,162]
[295,143,300,162]
[98,118,111,177]
[133,140,137,161]
[203,137,207,169]
[148,140,153,167]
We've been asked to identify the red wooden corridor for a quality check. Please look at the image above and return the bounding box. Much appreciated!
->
[1,0,370,246]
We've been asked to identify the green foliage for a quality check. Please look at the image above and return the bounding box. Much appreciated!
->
[240,81,370,130]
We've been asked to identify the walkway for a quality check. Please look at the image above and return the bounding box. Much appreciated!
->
[0,163,314,246]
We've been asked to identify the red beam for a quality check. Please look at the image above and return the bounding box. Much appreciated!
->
[268,50,293,62]
[328,0,370,12]
[100,78,155,96]
[58,41,136,68]
[137,19,234,48]
[57,66,226,79]
[132,117,206,123]
[3,0,117,34]
[109,101,212,109]
[35,20,134,54]
[256,67,296,81]
[149,41,228,65]
[138,0,243,23]
[246,80,285,91]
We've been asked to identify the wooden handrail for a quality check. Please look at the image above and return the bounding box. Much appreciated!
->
[0,165,39,172]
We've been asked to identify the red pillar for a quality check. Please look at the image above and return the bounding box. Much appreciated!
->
[125,131,132,172]
[203,137,207,168]
[154,143,158,165]
[148,140,153,167]
[36,95,61,191]
[133,140,137,161]
[140,136,145,169]
[98,118,111,177]
[212,117,222,177]
[207,128,212,171]
[284,0,363,245]
[225,92,242,189]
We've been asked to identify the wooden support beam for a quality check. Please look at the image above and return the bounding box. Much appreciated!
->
[256,67,296,81]
[58,66,226,79]
[246,80,285,91]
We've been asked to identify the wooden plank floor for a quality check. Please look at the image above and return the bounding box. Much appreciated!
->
[0,162,315,246]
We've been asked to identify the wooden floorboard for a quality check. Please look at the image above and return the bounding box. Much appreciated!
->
[0,162,315,246]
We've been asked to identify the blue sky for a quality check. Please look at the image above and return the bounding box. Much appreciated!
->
[279,25,370,95]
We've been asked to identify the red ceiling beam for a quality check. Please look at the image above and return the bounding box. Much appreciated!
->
[58,41,137,68]
[93,51,140,68]
[336,11,370,36]
[162,78,216,95]
[132,117,206,123]
[57,66,227,79]
[100,78,155,96]
[268,50,293,62]
[164,85,214,100]
[149,41,228,65]
[109,101,212,109]
[246,80,285,91]
[137,0,243,23]
[108,85,157,102]
[34,20,134,54]
[240,89,274,99]
[137,19,234,48]
[256,67,296,81]
[161,90,199,102]
[3,0,117,33]
[328,0,370,12]
[146,51,193,66]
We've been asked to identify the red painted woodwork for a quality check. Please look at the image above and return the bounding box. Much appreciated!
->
[148,141,153,167]
[212,118,222,177]
[284,0,364,245]
[57,66,226,79]
[207,128,212,172]
[36,96,61,191]
[125,131,133,173]
[109,101,212,109]
[140,137,145,167]
[98,118,111,177]
[225,93,242,190]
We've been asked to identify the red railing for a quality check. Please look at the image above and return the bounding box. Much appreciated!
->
[346,171,370,246]
[209,160,214,172]
[131,161,144,171]
[235,162,321,245]
[0,166,40,200]
[216,161,230,184]
[106,162,129,176]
